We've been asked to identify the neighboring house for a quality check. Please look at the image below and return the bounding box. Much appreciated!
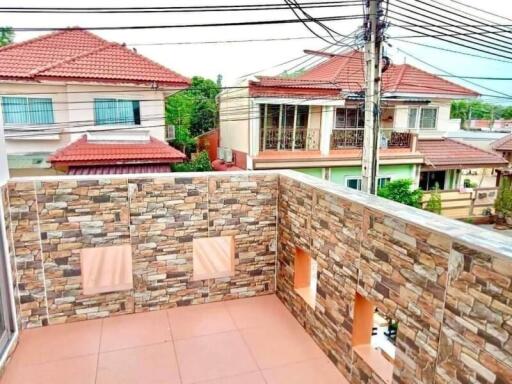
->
[492,133,512,164]
[468,119,512,132]
[218,49,504,190]
[49,130,186,175]
[0,28,190,176]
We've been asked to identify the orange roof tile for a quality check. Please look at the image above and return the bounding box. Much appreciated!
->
[418,138,507,170]
[49,135,186,166]
[0,28,190,87]
[250,50,478,98]
[492,134,512,152]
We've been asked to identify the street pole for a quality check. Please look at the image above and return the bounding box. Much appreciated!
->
[361,0,383,194]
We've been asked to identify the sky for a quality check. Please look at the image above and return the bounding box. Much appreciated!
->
[4,0,512,104]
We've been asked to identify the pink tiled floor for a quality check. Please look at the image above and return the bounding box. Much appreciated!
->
[1,295,349,384]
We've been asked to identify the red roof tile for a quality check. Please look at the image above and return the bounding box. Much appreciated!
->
[418,138,507,170]
[250,50,478,98]
[0,28,190,87]
[49,135,186,166]
[68,164,171,175]
[492,134,512,152]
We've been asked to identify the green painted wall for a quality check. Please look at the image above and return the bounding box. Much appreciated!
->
[295,164,415,186]
[295,167,323,178]
[330,164,415,186]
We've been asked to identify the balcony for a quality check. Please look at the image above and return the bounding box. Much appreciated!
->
[330,129,414,150]
[0,171,511,384]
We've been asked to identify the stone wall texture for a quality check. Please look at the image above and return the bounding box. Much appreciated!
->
[3,172,512,384]
[5,174,278,328]
[276,175,512,384]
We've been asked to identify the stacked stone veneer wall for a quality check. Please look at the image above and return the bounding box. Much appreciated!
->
[3,174,277,328]
[277,174,512,384]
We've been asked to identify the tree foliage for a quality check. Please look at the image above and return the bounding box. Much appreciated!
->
[495,177,512,217]
[451,100,510,123]
[0,27,14,47]
[377,179,423,208]
[425,183,442,214]
[165,76,220,152]
[172,151,212,172]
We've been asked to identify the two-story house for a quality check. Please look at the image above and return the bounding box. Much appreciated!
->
[219,50,506,190]
[0,28,190,176]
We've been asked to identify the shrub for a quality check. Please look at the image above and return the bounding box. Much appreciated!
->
[425,183,442,214]
[377,179,423,208]
[172,151,212,172]
[495,177,512,217]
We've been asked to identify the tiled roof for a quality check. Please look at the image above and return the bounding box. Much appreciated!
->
[250,50,478,98]
[418,138,507,170]
[491,134,512,151]
[68,164,171,175]
[0,28,190,87]
[49,135,186,165]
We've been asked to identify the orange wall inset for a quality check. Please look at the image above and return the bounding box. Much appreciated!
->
[352,293,375,346]
[294,248,312,289]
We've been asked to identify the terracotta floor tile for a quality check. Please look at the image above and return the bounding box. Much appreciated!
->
[262,357,350,384]
[199,371,266,384]
[13,319,102,365]
[1,354,97,384]
[101,310,171,352]
[168,302,236,340]
[174,330,258,384]
[224,294,298,329]
[241,322,323,369]
[96,342,181,384]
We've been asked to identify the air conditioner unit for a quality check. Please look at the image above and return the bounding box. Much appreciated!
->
[224,148,233,163]
[217,147,225,161]
[166,124,175,140]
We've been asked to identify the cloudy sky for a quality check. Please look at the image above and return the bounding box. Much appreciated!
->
[5,0,512,103]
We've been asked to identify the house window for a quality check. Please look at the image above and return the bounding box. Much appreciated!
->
[419,171,446,190]
[192,236,235,281]
[352,293,396,384]
[335,108,364,129]
[407,107,437,130]
[259,104,309,151]
[2,97,55,125]
[94,98,141,125]
[294,248,317,308]
[346,177,391,191]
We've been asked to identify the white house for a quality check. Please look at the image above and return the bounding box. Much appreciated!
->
[0,28,190,176]
[219,50,506,190]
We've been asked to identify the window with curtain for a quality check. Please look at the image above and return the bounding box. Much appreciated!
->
[2,97,55,125]
[94,98,141,125]
[407,108,418,129]
[419,108,437,129]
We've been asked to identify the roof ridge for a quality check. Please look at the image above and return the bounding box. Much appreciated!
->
[391,64,408,92]
[402,63,479,96]
[491,133,512,149]
[446,137,506,158]
[33,42,113,76]
[114,43,191,84]
[332,50,360,85]
[0,28,72,54]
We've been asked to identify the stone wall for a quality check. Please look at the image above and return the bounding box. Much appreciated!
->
[4,174,278,329]
[276,173,512,384]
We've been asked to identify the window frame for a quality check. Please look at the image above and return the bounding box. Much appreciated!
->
[334,107,365,130]
[93,98,141,126]
[407,106,438,130]
[346,176,394,191]
[1,96,55,126]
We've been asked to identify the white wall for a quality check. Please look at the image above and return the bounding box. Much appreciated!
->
[1,82,169,156]
[218,85,250,154]
[393,99,459,135]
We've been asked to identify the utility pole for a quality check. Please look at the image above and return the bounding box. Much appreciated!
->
[361,0,384,194]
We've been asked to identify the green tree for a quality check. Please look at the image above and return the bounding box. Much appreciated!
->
[172,151,212,172]
[450,100,505,125]
[0,27,14,47]
[377,179,423,208]
[501,106,512,120]
[495,177,512,218]
[425,183,442,214]
[165,76,220,150]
